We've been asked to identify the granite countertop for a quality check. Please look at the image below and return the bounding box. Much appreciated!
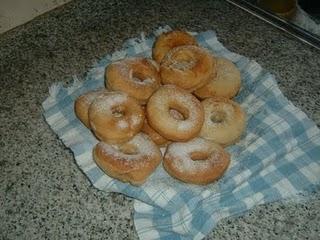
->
[1,0,319,239]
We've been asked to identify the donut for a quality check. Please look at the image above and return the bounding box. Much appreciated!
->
[160,46,216,92]
[147,85,204,141]
[152,30,198,64]
[88,91,144,144]
[141,118,169,146]
[106,58,161,104]
[194,57,241,99]
[93,133,162,185]
[141,107,185,146]
[74,89,107,128]
[200,97,246,146]
[163,138,230,185]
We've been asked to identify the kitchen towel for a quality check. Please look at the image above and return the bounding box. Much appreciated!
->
[42,26,320,240]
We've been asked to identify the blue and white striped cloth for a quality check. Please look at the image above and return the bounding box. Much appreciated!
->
[43,27,320,240]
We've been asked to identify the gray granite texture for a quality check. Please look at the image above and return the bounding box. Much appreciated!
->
[0,0,320,239]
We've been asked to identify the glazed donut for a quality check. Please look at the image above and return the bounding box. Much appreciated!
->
[147,85,204,141]
[106,58,161,104]
[163,138,230,185]
[74,89,107,128]
[160,46,216,92]
[200,97,246,146]
[194,57,241,99]
[152,30,198,64]
[93,133,162,185]
[88,91,144,144]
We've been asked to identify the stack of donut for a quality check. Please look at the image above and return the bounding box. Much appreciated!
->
[74,30,246,186]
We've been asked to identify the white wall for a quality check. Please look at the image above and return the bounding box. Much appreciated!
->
[0,0,71,34]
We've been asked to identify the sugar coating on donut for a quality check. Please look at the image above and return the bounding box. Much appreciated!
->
[94,133,162,185]
[98,133,160,168]
[152,30,198,64]
[166,138,225,173]
[147,85,204,141]
[92,93,128,114]
[169,59,196,71]
[163,137,230,185]
[194,57,241,99]
[177,121,195,131]
[89,91,144,144]
[106,58,161,104]
[129,69,156,85]
[151,85,198,109]
[200,97,246,146]
[163,45,211,70]
[113,60,130,75]
[117,119,129,129]
[131,114,142,126]
[203,103,235,128]
[74,89,107,128]
[160,46,214,92]
[81,90,104,104]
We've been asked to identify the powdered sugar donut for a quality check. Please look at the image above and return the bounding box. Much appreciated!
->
[89,91,144,144]
[194,57,241,99]
[93,133,162,185]
[163,138,230,185]
[147,85,204,141]
[106,58,161,104]
[152,30,198,64]
[200,97,246,146]
[160,45,216,92]
[74,89,107,128]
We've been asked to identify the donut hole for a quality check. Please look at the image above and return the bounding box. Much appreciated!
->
[169,109,185,120]
[111,106,126,118]
[210,111,226,124]
[130,68,153,83]
[190,151,210,161]
[168,102,189,120]
[131,71,145,82]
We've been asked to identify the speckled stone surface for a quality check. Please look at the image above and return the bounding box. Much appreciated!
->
[0,0,319,239]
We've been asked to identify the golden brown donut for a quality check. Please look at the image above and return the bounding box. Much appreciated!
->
[163,138,230,185]
[88,91,144,144]
[140,106,169,146]
[141,107,185,146]
[194,57,241,99]
[160,45,216,92]
[147,85,204,141]
[74,89,107,128]
[93,133,162,185]
[152,30,198,64]
[141,118,170,146]
[200,97,246,146]
[106,58,161,104]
